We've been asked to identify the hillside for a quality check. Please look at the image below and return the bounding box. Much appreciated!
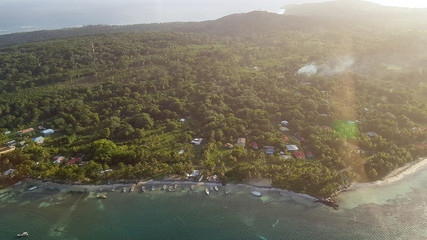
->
[1,1,427,198]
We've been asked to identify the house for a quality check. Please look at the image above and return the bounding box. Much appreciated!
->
[4,131,11,135]
[38,126,45,130]
[286,145,299,151]
[283,136,289,141]
[18,128,34,136]
[279,127,290,132]
[365,132,378,137]
[179,118,185,122]
[281,121,289,126]
[306,152,314,158]
[294,151,306,159]
[264,146,275,154]
[280,155,292,159]
[2,169,15,177]
[251,142,258,149]
[66,157,82,165]
[178,149,185,155]
[0,146,16,155]
[53,156,66,164]
[191,138,202,146]
[236,138,246,147]
[41,129,54,135]
[187,170,200,179]
[293,134,305,142]
[225,143,233,149]
[5,140,16,146]
[32,136,44,144]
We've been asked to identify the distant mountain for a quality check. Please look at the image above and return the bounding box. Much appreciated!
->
[283,0,427,26]
[1,0,427,47]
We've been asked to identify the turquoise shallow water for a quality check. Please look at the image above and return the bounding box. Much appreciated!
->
[0,167,426,240]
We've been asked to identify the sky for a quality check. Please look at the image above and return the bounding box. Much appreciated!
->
[1,0,427,35]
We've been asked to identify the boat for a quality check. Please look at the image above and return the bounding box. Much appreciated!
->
[205,188,210,195]
[162,185,167,190]
[27,185,37,191]
[251,191,261,197]
[168,186,173,192]
[214,186,219,192]
[209,186,214,192]
[174,184,177,189]
[182,185,186,190]
[122,187,126,193]
[17,232,28,237]
[130,186,134,192]
[151,185,155,191]
[141,186,145,192]
[97,194,107,199]
[190,185,195,190]
[111,187,115,192]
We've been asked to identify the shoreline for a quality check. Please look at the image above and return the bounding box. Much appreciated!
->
[345,157,427,191]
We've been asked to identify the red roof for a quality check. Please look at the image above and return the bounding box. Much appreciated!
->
[294,152,306,159]
[66,158,82,165]
[306,152,314,158]
[283,137,289,141]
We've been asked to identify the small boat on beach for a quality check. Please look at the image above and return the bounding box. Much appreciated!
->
[97,194,107,199]
[122,187,126,193]
[168,186,173,192]
[214,186,219,192]
[174,184,178,189]
[209,186,214,192]
[190,185,195,190]
[141,186,145,192]
[205,188,210,195]
[162,185,167,190]
[251,191,261,197]
[111,187,115,192]
[151,185,155,191]
[17,232,28,237]
[182,185,186,190]
[130,186,134,192]
[27,185,37,191]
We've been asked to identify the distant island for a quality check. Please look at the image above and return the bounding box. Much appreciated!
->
[1,0,427,199]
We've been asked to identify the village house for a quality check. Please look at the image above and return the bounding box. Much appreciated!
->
[191,138,202,146]
[251,142,258,149]
[41,129,54,135]
[294,151,306,159]
[32,136,44,144]
[286,145,299,151]
[0,146,16,155]
[236,138,246,147]
[53,156,66,164]
[18,128,34,136]
[264,146,275,154]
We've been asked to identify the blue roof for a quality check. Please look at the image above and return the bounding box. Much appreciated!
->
[32,136,44,142]
[265,150,276,154]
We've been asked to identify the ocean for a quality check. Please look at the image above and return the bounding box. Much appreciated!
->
[0,166,426,240]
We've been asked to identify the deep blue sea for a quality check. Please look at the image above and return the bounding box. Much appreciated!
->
[1,165,426,240]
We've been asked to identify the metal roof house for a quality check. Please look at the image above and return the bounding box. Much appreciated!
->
[41,129,54,135]
[236,138,246,147]
[32,136,44,144]
[286,145,299,151]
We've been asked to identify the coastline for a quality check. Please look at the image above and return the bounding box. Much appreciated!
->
[346,157,427,191]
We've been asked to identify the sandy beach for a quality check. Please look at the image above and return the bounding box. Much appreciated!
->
[348,157,427,190]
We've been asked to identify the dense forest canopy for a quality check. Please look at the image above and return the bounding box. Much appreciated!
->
[1,1,427,198]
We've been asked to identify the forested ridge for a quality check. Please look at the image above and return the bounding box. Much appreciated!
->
[1,3,427,198]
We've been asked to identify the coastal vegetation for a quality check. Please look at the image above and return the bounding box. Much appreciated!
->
[1,1,427,198]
